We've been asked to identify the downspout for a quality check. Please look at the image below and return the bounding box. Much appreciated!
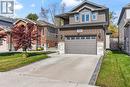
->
[36,25,39,50]
[6,31,12,51]
[103,25,107,50]
[9,32,12,51]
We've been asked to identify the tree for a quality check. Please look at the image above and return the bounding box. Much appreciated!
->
[40,2,64,24]
[49,3,58,24]
[12,23,38,53]
[109,11,117,24]
[40,7,49,21]
[26,13,39,21]
[108,11,118,38]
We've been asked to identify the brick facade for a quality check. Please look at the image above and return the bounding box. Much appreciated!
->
[59,27,105,42]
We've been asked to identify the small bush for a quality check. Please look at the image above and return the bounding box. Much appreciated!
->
[22,52,29,58]
[37,47,44,51]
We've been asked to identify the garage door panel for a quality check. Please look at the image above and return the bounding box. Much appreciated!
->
[65,36,97,54]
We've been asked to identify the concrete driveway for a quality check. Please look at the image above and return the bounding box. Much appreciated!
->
[0,54,101,87]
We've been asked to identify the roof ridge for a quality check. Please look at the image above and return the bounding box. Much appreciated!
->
[70,0,107,12]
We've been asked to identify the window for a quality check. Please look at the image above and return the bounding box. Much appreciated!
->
[91,36,96,39]
[81,12,90,23]
[75,14,79,22]
[82,14,85,22]
[86,36,90,39]
[81,37,85,39]
[86,14,90,22]
[71,37,75,40]
[0,38,3,45]
[66,37,71,40]
[92,13,97,21]
[76,37,80,40]
[48,28,56,33]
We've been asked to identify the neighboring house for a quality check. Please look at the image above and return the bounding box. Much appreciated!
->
[0,16,16,52]
[35,20,58,51]
[55,0,109,55]
[118,3,130,55]
[0,16,58,52]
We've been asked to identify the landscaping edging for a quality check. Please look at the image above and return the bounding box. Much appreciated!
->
[89,55,104,85]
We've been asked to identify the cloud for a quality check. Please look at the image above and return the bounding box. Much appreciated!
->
[14,1,23,10]
[61,0,82,7]
[30,3,35,8]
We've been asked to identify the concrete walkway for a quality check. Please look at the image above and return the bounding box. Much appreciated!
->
[0,53,101,87]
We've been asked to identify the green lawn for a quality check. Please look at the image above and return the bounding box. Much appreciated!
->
[96,51,130,87]
[0,52,48,72]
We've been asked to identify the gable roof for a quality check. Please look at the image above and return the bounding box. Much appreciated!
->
[0,16,17,23]
[56,0,108,18]
[118,3,130,25]
[70,0,107,12]
[0,16,17,31]
[13,18,36,25]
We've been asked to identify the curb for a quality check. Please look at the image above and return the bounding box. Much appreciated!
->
[88,56,104,85]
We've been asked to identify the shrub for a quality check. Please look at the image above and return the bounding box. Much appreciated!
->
[37,47,44,51]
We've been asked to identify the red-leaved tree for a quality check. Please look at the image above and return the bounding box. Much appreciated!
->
[12,23,38,51]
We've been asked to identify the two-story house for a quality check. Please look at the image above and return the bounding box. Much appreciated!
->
[118,3,130,55]
[55,0,109,55]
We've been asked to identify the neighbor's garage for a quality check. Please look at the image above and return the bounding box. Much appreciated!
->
[65,36,97,54]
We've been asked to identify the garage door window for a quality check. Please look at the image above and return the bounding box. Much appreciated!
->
[91,36,96,39]
[86,36,90,39]
[71,37,75,40]
[66,37,71,40]
[76,37,80,40]
[81,37,85,39]
[66,36,96,40]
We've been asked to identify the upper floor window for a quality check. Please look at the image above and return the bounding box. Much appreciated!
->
[81,12,90,23]
[81,14,85,22]
[75,14,79,22]
[86,14,90,22]
[92,13,97,21]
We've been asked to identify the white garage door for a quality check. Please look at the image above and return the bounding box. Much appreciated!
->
[65,36,97,54]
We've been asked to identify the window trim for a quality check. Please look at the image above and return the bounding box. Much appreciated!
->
[81,14,85,23]
[74,14,79,22]
[80,12,91,23]
[92,13,97,21]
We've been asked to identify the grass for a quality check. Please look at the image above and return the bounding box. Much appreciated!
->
[0,52,48,72]
[96,51,130,87]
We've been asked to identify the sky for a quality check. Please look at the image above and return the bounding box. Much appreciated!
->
[11,0,130,22]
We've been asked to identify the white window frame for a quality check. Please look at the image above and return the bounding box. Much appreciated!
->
[80,12,91,23]
[92,13,97,21]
